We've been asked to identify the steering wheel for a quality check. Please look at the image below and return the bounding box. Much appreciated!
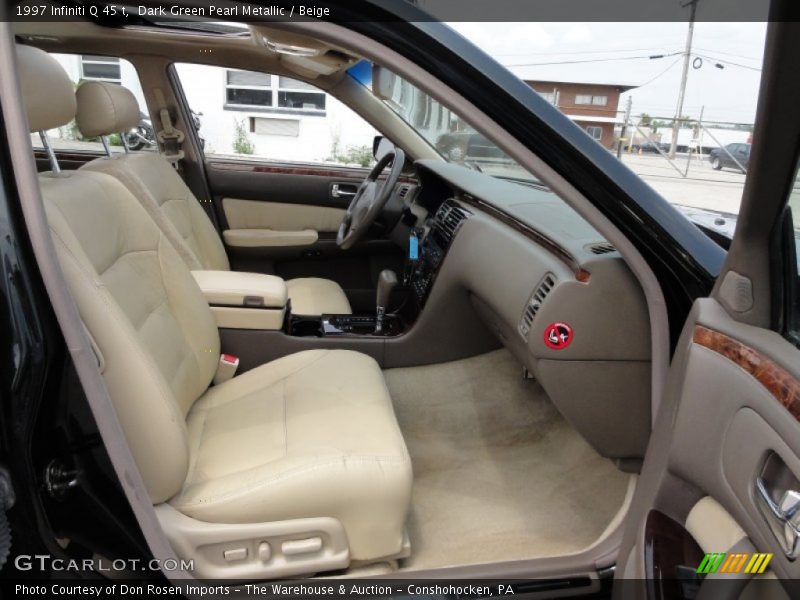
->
[336,148,405,250]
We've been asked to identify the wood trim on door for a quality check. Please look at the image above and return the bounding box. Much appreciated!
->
[693,325,800,421]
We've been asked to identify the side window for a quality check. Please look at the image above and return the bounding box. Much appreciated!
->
[786,167,800,346]
[31,53,149,154]
[174,63,378,167]
[586,126,603,141]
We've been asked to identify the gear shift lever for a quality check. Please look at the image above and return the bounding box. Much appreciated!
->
[375,269,398,334]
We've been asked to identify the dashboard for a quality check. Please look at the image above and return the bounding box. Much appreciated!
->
[392,159,653,468]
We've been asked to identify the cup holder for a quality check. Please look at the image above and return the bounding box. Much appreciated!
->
[289,317,323,337]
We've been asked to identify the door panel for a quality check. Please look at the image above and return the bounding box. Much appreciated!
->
[206,159,404,312]
[222,198,345,232]
[617,299,800,596]
[617,14,800,598]
[207,160,370,214]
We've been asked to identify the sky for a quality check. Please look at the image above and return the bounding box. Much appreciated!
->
[448,22,767,125]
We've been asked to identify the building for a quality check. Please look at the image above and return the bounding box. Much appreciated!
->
[42,54,377,164]
[524,79,636,149]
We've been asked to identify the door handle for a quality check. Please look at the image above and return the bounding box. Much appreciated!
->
[331,183,357,198]
[755,477,800,560]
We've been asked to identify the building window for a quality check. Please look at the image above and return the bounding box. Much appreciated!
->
[538,91,557,105]
[226,70,273,107]
[81,55,121,83]
[575,94,608,106]
[586,126,603,140]
[277,76,326,111]
[249,116,300,137]
[226,70,326,113]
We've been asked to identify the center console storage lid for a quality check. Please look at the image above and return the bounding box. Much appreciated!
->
[191,270,288,308]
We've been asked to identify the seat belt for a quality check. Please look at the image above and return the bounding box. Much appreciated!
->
[153,88,185,168]
[153,88,221,231]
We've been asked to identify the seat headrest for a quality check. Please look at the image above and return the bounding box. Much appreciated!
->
[76,81,141,138]
[16,45,76,133]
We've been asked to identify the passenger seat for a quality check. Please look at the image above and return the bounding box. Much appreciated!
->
[17,44,411,579]
[73,80,352,316]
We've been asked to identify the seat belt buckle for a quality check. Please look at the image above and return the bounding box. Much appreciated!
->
[213,353,239,385]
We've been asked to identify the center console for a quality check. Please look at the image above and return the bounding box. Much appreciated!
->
[407,199,470,305]
[289,313,404,338]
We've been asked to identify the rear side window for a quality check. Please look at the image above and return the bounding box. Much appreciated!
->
[30,53,150,154]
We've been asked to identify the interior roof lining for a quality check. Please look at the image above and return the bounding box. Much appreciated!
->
[12,20,360,86]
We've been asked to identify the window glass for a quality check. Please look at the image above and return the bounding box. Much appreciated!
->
[31,53,149,154]
[586,126,603,140]
[175,63,377,166]
[449,22,767,224]
[81,55,121,82]
[227,70,272,87]
[538,91,556,104]
[786,165,800,346]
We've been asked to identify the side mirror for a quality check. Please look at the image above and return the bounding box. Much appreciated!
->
[373,135,395,161]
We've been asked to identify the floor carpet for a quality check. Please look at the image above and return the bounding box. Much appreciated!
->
[383,349,632,570]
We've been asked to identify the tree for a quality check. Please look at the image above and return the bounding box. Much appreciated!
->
[638,113,652,126]
[232,119,254,155]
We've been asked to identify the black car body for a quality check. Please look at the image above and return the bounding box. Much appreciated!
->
[709,142,751,171]
[1,0,799,595]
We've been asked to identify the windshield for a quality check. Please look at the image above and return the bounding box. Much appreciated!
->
[348,18,768,240]
[348,60,537,183]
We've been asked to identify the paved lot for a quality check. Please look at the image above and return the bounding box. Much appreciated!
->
[620,152,745,215]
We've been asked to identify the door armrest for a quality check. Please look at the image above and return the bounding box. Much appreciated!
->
[223,229,319,248]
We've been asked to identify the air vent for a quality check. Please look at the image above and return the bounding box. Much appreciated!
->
[519,273,557,339]
[398,185,411,198]
[588,242,616,255]
[434,200,470,243]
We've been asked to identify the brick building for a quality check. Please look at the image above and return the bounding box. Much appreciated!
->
[524,79,636,149]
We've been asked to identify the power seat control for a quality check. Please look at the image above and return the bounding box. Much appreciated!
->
[223,547,248,562]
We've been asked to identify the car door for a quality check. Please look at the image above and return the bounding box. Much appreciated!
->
[722,143,739,169]
[172,63,405,312]
[614,17,800,599]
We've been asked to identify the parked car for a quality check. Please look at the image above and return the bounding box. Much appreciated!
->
[435,130,509,162]
[629,140,663,153]
[0,2,799,597]
[709,142,751,172]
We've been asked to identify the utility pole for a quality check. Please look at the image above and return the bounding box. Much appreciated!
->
[617,96,633,159]
[668,0,699,159]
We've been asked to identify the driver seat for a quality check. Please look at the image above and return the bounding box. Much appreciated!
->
[74,81,351,316]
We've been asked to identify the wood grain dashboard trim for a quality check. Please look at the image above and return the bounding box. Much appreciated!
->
[693,325,800,420]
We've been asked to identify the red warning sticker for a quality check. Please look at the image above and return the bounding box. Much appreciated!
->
[543,322,573,350]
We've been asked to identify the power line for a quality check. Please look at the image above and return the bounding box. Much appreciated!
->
[693,53,762,71]
[504,52,681,67]
[494,46,680,57]
[636,57,683,88]
[692,46,762,62]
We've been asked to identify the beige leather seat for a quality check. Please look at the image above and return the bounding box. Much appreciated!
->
[18,45,411,577]
[73,80,351,316]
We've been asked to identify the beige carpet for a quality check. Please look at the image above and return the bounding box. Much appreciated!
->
[384,349,631,571]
